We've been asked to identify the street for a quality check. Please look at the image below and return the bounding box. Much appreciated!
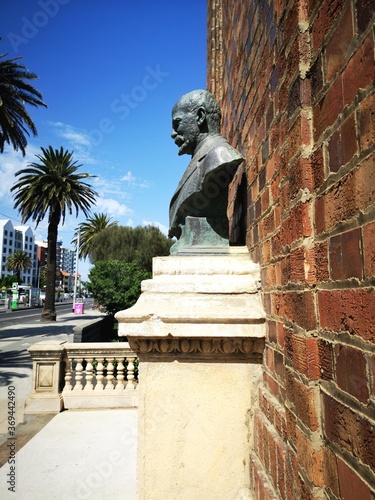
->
[0,299,96,438]
[0,302,74,328]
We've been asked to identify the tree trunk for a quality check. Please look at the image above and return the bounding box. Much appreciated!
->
[41,212,59,322]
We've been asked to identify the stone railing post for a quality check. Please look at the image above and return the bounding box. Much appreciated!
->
[24,341,66,414]
[116,248,266,499]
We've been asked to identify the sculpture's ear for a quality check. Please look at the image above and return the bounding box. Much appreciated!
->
[197,106,206,126]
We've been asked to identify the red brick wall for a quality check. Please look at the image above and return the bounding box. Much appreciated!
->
[207,0,375,498]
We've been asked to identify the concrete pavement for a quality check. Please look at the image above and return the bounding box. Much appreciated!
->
[0,307,137,499]
[0,409,137,499]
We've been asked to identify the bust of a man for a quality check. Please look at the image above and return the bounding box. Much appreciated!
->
[169,90,243,241]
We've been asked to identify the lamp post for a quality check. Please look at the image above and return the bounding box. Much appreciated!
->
[37,265,47,290]
[72,229,80,312]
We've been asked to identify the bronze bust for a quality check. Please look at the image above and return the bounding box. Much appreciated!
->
[169,90,243,242]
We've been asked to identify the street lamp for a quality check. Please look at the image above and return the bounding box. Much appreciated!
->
[72,229,80,312]
[36,265,47,290]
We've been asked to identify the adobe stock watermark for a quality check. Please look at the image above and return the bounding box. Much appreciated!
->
[61,424,137,500]
[7,0,72,54]
[81,64,169,153]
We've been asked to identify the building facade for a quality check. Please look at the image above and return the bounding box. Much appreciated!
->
[0,219,38,285]
[207,0,374,498]
[36,239,77,291]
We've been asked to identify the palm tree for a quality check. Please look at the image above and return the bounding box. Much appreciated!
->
[0,42,47,155]
[72,212,118,260]
[11,146,97,321]
[5,250,32,283]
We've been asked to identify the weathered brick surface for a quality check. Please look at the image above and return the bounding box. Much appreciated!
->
[207,0,375,497]
[329,227,362,280]
[337,457,373,500]
[318,288,375,342]
[335,344,370,403]
[323,392,375,471]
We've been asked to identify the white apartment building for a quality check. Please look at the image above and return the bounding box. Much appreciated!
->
[0,219,38,285]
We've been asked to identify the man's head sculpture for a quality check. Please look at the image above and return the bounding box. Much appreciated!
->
[168,90,243,242]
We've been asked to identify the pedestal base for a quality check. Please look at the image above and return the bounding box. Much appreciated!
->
[116,248,265,499]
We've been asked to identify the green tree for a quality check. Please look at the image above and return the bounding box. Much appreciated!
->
[5,250,32,282]
[89,225,173,272]
[0,42,47,155]
[88,260,150,316]
[72,212,118,260]
[0,275,18,288]
[11,146,97,321]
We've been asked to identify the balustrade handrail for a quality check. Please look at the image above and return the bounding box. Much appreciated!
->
[63,342,136,358]
[26,340,139,413]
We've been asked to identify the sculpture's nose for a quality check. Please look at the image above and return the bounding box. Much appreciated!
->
[171,130,177,139]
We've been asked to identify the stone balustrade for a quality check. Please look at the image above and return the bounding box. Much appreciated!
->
[25,341,138,414]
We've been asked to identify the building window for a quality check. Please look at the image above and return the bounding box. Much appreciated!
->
[25,236,28,241]
[10,231,13,237]
[3,239,7,245]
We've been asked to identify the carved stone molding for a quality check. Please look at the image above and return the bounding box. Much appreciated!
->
[128,336,265,362]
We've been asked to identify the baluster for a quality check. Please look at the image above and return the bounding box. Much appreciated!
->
[106,357,115,390]
[85,357,94,390]
[95,357,104,390]
[64,356,73,391]
[116,357,125,390]
[126,356,136,390]
[73,358,84,390]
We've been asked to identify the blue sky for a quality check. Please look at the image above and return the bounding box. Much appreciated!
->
[0,0,207,279]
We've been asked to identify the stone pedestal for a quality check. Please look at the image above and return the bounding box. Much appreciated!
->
[25,341,65,414]
[116,247,265,500]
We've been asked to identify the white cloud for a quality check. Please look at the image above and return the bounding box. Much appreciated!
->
[48,121,97,164]
[142,219,168,235]
[0,145,40,206]
[120,171,136,182]
[95,198,133,217]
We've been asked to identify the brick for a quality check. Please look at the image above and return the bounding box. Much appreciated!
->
[337,457,372,500]
[342,34,375,108]
[285,447,298,499]
[313,77,343,141]
[313,0,343,52]
[310,54,323,98]
[295,426,325,487]
[325,6,354,81]
[328,113,358,172]
[356,0,375,34]
[288,334,320,380]
[289,246,318,285]
[317,339,333,381]
[276,438,287,498]
[314,156,375,235]
[314,241,329,283]
[274,350,285,382]
[335,344,369,403]
[323,393,375,470]
[359,90,375,152]
[286,369,319,431]
[268,320,277,344]
[266,346,275,372]
[264,371,280,398]
[329,227,363,280]
[372,356,375,397]
[277,323,286,349]
[318,288,375,342]
[283,290,317,331]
